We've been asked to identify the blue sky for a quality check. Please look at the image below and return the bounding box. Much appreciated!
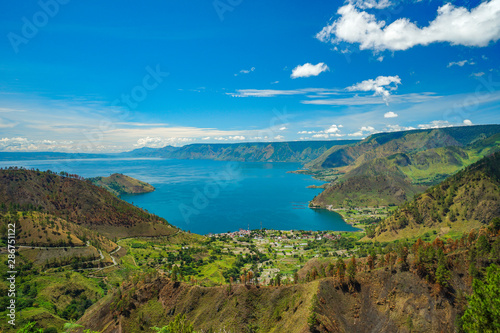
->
[0,0,499,152]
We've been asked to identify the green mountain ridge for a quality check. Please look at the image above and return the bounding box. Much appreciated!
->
[372,151,500,241]
[309,125,500,209]
[151,140,359,162]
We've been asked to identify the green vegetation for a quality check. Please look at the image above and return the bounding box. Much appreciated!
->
[462,264,500,332]
[89,173,155,196]
[374,151,500,241]
[151,314,197,333]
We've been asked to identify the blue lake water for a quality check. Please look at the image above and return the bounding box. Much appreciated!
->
[0,158,358,234]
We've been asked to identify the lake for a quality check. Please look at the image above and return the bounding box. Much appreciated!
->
[0,158,358,234]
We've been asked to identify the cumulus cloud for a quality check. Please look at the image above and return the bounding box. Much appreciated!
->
[447,59,475,67]
[312,133,329,139]
[384,124,416,132]
[298,124,344,137]
[291,63,329,79]
[384,111,398,118]
[325,124,343,133]
[134,136,194,148]
[347,75,401,104]
[229,136,246,141]
[316,0,500,52]
[348,126,376,137]
[279,126,287,131]
[0,137,75,152]
[274,135,285,140]
[417,120,454,129]
[471,72,485,77]
[463,119,473,125]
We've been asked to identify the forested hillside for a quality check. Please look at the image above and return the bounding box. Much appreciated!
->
[372,152,500,241]
[0,168,175,238]
[309,125,500,208]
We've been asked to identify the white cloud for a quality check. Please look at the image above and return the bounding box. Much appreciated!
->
[274,135,285,140]
[279,126,287,131]
[229,136,246,141]
[471,72,485,77]
[228,89,304,98]
[312,133,329,138]
[348,125,376,137]
[384,111,398,118]
[302,95,386,106]
[361,126,375,132]
[350,0,392,9]
[228,88,339,98]
[463,119,473,125]
[325,124,342,134]
[298,124,344,137]
[235,67,255,76]
[316,0,500,52]
[0,137,76,152]
[347,75,401,104]
[135,136,163,147]
[377,56,384,62]
[134,136,195,148]
[417,120,454,129]
[384,124,416,132]
[290,62,329,79]
[447,59,475,67]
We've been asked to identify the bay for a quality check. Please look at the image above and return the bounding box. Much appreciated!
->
[0,158,358,234]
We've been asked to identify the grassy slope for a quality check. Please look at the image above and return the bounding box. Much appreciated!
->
[373,152,500,242]
[89,173,155,196]
[2,211,117,250]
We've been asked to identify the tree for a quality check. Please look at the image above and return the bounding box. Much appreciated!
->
[347,256,357,283]
[476,234,491,255]
[489,217,500,234]
[367,255,374,271]
[336,258,346,283]
[462,264,500,332]
[435,264,451,289]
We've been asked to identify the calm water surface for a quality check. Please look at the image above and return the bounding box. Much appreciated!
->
[0,158,358,234]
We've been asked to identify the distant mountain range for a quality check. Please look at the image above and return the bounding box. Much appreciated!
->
[121,140,359,163]
[0,140,359,163]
